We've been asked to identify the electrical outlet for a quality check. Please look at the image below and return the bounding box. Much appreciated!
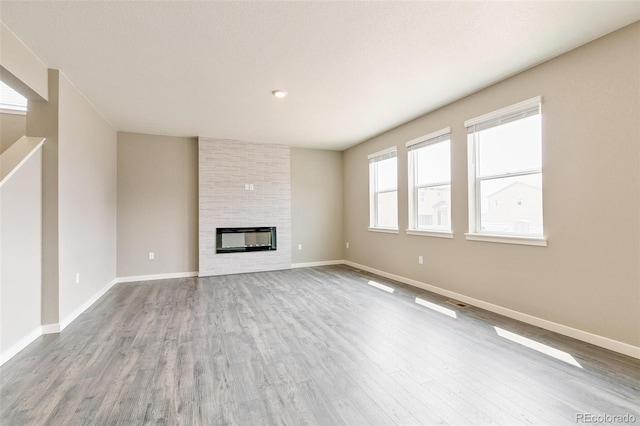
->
[75,272,80,284]
[418,256,423,265]
[298,244,302,251]
[249,184,254,190]
[244,184,250,190]
[149,252,155,260]
[346,242,350,249]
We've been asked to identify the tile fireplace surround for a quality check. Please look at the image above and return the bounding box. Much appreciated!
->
[198,138,291,276]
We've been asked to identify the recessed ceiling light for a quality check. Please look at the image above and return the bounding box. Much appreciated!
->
[272,90,288,98]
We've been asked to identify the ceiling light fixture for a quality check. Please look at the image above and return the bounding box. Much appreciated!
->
[272,89,288,98]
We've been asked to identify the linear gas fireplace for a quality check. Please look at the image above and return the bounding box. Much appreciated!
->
[216,227,277,253]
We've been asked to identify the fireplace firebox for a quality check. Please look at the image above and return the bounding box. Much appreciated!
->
[216,227,277,253]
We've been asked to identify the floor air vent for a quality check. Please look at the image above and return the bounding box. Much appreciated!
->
[447,300,470,308]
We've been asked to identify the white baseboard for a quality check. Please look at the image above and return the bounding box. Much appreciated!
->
[0,326,42,366]
[116,271,198,284]
[291,260,345,268]
[59,278,118,331]
[344,260,640,359]
[0,272,196,366]
[42,323,60,334]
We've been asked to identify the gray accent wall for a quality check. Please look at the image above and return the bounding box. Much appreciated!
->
[117,132,198,277]
[342,23,640,347]
[199,138,291,276]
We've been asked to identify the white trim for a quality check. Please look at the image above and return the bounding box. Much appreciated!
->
[368,227,399,234]
[467,133,477,234]
[42,323,61,334]
[405,127,451,147]
[116,271,198,284]
[343,260,640,359]
[464,96,542,127]
[0,138,45,188]
[367,146,397,160]
[406,229,454,239]
[291,260,344,268]
[59,278,118,331]
[0,326,42,366]
[465,233,547,247]
[0,108,26,115]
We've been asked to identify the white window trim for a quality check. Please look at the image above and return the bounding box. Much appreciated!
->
[407,128,452,234]
[0,107,26,116]
[367,146,397,160]
[369,146,398,230]
[405,127,451,148]
[406,229,454,239]
[465,233,547,247]
[464,96,541,128]
[368,227,399,234]
[466,97,545,243]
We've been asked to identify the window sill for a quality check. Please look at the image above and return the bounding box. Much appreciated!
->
[0,108,26,116]
[406,229,454,239]
[368,227,399,234]
[464,233,547,247]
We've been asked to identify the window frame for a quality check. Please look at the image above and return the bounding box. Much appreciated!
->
[368,146,398,232]
[406,127,453,238]
[465,96,547,246]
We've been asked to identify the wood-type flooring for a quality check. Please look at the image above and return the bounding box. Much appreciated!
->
[1,265,638,425]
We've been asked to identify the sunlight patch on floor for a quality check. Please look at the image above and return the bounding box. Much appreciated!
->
[494,327,583,368]
[366,280,395,293]
[415,297,457,318]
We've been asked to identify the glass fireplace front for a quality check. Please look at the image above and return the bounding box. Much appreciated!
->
[216,227,277,253]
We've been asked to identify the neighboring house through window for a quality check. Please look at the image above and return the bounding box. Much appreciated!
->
[407,128,452,236]
[465,96,546,245]
[368,147,398,231]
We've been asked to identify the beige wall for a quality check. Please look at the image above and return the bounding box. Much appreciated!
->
[116,139,344,277]
[117,132,198,277]
[57,73,117,324]
[0,144,42,361]
[0,113,26,153]
[0,22,48,101]
[4,32,117,337]
[26,70,60,326]
[291,148,344,264]
[343,23,640,347]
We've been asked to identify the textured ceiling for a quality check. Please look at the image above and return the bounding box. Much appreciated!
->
[1,1,638,150]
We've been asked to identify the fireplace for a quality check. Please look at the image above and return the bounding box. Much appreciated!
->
[216,227,277,253]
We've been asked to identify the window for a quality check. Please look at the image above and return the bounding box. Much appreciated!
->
[368,147,398,231]
[407,128,452,236]
[0,81,27,114]
[466,96,545,245]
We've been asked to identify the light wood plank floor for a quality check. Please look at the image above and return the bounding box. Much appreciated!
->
[1,265,639,425]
